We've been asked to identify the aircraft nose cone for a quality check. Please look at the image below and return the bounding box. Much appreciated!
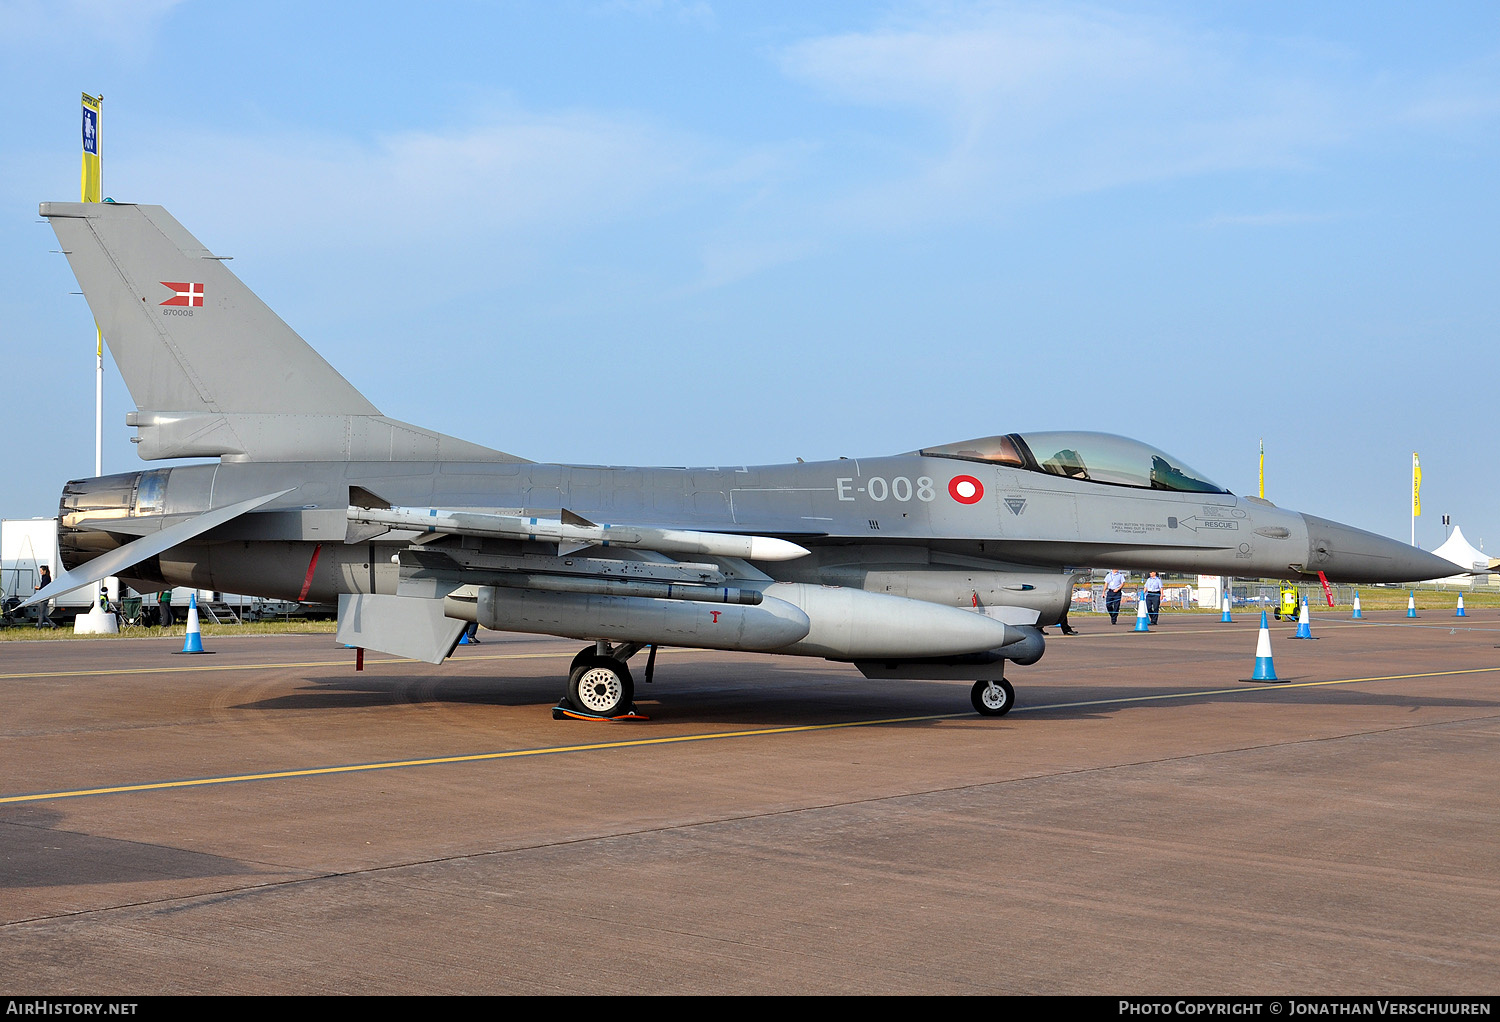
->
[1301,515,1458,583]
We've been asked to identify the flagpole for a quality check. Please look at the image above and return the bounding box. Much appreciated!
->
[81,92,111,624]
[94,97,102,479]
[1411,452,1420,547]
[82,93,103,478]
[95,333,102,477]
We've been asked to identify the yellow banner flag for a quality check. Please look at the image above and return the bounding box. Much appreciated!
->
[81,94,103,359]
[80,93,101,203]
[1412,452,1422,517]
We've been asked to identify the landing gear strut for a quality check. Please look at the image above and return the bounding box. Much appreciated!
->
[970,678,1015,717]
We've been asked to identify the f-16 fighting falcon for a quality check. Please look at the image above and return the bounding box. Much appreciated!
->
[25,202,1456,718]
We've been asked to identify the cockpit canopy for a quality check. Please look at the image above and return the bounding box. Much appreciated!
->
[916,431,1228,494]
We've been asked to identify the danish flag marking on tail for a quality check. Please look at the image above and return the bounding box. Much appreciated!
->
[160,281,205,307]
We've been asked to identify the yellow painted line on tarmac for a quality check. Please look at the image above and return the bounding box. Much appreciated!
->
[5,664,1498,807]
[0,646,691,682]
[0,657,398,681]
[0,714,948,805]
[1023,665,1500,712]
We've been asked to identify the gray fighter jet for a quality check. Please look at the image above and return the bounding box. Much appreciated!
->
[26,202,1456,717]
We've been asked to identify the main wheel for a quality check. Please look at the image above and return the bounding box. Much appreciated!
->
[971,678,1015,717]
[568,659,635,716]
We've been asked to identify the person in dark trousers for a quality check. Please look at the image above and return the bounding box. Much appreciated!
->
[1144,571,1164,625]
[34,565,56,628]
[1103,569,1127,624]
[158,588,174,627]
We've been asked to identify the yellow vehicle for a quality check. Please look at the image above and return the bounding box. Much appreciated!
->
[1277,587,1300,620]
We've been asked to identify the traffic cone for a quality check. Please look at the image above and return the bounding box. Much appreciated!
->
[1134,591,1150,632]
[1294,597,1313,639]
[1407,591,1418,618]
[1252,611,1278,681]
[458,629,472,644]
[1456,594,1467,617]
[173,592,212,655]
[1220,594,1232,623]
[1352,591,1363,619]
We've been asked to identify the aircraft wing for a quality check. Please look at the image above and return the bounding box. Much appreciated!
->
[21,490,294,608]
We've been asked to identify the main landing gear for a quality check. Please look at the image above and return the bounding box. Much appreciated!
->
[556,641,652,720]
[970,678,1015,717]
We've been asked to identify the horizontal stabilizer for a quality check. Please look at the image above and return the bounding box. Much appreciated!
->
[22,489,293,608]
[336,594,467,665]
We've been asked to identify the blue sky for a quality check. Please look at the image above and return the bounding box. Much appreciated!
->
[2,1,1496,552]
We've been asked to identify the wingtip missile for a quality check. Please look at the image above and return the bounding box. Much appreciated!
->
[746,536,811,561]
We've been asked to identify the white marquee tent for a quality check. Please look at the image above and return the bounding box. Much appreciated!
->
[1431,526,1493,586]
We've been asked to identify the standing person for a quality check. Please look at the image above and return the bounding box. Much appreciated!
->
[34,565,56,628]
[1144,571,1164,625]
[1104,569,1127,624]
[158,588,174,628]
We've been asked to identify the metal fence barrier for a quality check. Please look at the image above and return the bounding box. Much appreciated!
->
[1076,574,1494,615]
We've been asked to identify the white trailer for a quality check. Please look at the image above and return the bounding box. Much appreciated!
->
[2,517,116,623]
[4,517,297,626]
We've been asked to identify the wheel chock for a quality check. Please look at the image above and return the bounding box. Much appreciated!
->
[551,701,649,722]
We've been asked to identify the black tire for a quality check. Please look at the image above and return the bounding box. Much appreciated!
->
[570,646,596,673]
[970,678,1015,717]
[568,658,635,716]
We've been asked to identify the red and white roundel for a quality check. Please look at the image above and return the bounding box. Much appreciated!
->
[949,475,984,504]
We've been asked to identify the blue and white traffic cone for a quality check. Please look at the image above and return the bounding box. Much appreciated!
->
[1134,591,1150,632]
[1407,591,1418,618]
[1294,597,1313,639]
[1352,591,1363,619]
[458,629,472,644]
[1220,594,1232,623]
[175,592,210,654]
[1456,594,1467,617]
[1252,611,1278,681]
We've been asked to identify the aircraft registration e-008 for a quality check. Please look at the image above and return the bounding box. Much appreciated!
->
[27,201,1456,718]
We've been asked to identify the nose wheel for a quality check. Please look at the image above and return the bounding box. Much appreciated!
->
[971,678,1015,717]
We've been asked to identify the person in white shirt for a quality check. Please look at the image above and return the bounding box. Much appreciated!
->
[1144,571,1164,625]
[1104,570,1127,624]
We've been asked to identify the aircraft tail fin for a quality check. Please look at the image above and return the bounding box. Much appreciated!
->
[40,201,523,464]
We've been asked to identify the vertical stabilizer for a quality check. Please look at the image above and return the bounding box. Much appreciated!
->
[41,201,522,464]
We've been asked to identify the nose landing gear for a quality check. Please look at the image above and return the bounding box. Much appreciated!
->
[971,678,1015,716]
